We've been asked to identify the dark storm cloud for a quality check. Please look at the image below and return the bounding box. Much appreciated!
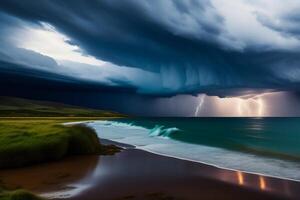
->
[10,0,222,72]
[256,9,300,39]
[0,11,137,93]
[0,12,145,94]
[0,59,137,95]
[1,0,300,97]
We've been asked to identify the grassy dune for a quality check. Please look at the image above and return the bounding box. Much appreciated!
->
[0,96,124,199]
[0,119,121,199]
[0,96,124,168]
[0,120,104,168]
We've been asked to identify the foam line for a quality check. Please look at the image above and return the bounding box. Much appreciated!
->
[86,120,300,182]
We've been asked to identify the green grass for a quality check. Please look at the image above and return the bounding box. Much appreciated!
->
[0,96,126,117]
[0,120,103,168]
[0,96,124,168]
[0,119,121,199]
[0,189,44,200]
[0,96,124,199]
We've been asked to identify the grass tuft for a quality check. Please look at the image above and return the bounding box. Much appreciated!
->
[0,96,124,199]
[0,189,44,200]
[0,120,103,168]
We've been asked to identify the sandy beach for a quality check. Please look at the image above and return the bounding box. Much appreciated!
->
[69,140,300,200]
[1,139,299,200]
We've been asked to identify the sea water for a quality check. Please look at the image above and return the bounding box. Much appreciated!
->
[87,118,300,181]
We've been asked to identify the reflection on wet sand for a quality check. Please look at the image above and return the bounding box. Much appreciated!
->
[191,154,300,199]
[0,145,299,200]
[71,148,300,200]
[237,171,244,185]
[259,176,266,190]
[235,172,266,190]
[0,155,99,199]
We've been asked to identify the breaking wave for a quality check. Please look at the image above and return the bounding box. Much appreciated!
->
[149,125,180,138]
[86,120,300,182]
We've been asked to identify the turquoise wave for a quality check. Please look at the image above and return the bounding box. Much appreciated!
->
[89,119,300,181]
[113,117,300,161]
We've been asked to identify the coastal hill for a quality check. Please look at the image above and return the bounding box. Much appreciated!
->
[0,96,123,199]
[0,96,123,168]
[0,96,125,117]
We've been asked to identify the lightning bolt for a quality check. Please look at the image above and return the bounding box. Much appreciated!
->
[195,94,205,117]
[237,97,264,117]
[256,98,264,116]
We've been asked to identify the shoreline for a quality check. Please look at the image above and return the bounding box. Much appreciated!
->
[104,138,300,185]
[1,120,300,199]
[85,120,300,183]
[68,139,300,200]
[136,145,300,183]
[1,138,299,199]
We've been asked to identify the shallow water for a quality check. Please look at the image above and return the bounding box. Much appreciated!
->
[88,117,300,181]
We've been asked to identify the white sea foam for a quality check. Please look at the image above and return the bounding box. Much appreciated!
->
[87,120,300,182]
[149,125,180,139]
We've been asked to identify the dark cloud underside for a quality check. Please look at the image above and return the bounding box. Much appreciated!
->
[1,0,300,97]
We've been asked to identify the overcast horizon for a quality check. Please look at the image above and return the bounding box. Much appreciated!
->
[1,0,300,116]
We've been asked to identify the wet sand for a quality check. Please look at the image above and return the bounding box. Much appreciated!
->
[1,139,300,200]
[68,145,300,200]
[0,155,100,198]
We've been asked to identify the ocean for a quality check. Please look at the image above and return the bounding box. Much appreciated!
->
[87,117,300,181]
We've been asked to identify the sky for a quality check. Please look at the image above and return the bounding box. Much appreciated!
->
[1,0,300,116]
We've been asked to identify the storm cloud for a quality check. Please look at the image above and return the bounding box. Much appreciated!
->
[1,0,300,97]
